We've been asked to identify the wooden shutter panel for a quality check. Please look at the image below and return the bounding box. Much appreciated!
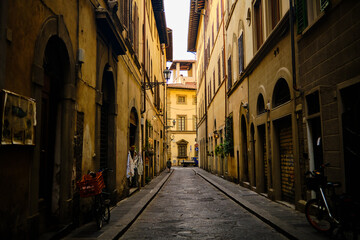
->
[320,0,330,12]
[238,33,244,74]
[296,0,308,34]
[222,49,225,79]
[227,56,232,90]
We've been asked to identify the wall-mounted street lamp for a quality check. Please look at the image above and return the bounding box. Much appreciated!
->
[163,67,171,82]
[165,119,176,129]
[142,67,172,90]
[214,130,219,139]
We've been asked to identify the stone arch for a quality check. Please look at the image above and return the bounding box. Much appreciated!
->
[272,78,291,108]
[257,93,266,115]
[269,67,293,108]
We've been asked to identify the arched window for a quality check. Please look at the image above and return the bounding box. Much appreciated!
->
[273,78,290,107]
[257,93,265,114]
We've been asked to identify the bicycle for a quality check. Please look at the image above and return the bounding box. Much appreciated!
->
[77,169,111,230]
[305,163,360,239]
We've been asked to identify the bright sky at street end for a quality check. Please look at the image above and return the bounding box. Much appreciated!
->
[164,0,196,63]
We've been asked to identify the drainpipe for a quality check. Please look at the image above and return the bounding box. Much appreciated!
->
[0,0,8,89]
[289,0,299,92]
[141,0,147,114]
[221,0,227,117]
[201,8,208,171]
[141,0,146,186]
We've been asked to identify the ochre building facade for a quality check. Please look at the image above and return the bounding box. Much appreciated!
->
[0,0,171,238]
[189,0,360,211]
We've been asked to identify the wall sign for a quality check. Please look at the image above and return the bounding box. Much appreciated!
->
[1,90,36,145]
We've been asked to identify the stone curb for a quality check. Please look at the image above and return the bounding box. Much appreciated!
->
[64,170,174,240]
[193,168,325,240]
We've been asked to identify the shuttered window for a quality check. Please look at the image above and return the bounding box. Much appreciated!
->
[218,58,221,86]
[254,0,263,50]
[177,116,186,131]
[227,56,232,90]
[222,49,225,79]
[129,0,133,42]
[270,0,280,29]
[213,71,216,94]
[296,0,308,34]
[238,33,244,75]
[320,0,330,12]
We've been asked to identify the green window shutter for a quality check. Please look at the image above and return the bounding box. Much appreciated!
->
[320,0,330,12]
[296,0,308,34]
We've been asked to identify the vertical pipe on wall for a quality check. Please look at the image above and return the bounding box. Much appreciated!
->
[0,0,8,89]
[289,0,299,91]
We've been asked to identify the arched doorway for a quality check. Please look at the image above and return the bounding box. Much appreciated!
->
[30,16,76,235]
[38,35,71,230]
[241,115,249,182]
[100,65,116,190]
[272,78,294,203]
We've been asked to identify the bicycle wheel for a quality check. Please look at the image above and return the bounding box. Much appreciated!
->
[103,204,110,223]
[305,198,332,232]
[94,196,104,230]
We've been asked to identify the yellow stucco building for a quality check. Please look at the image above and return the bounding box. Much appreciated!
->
[188,0,303,209]
[0,0,171,237]
[166,61,198,166]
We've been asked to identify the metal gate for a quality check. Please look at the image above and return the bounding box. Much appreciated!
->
[279,120,294,203]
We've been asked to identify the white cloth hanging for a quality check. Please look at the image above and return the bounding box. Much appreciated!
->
[126,151,135,178]
[137,154,144,176]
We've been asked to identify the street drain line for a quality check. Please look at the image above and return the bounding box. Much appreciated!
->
[193,169,297,240]
[113,170,174,240]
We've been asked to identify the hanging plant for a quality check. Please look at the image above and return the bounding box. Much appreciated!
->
[224,114,234,156]
[144,137,154,157]
[215,143,225,158]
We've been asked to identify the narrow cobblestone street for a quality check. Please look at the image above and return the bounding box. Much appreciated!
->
[120,167,286,239]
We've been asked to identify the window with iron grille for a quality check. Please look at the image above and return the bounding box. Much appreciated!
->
[178,144,187,157]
